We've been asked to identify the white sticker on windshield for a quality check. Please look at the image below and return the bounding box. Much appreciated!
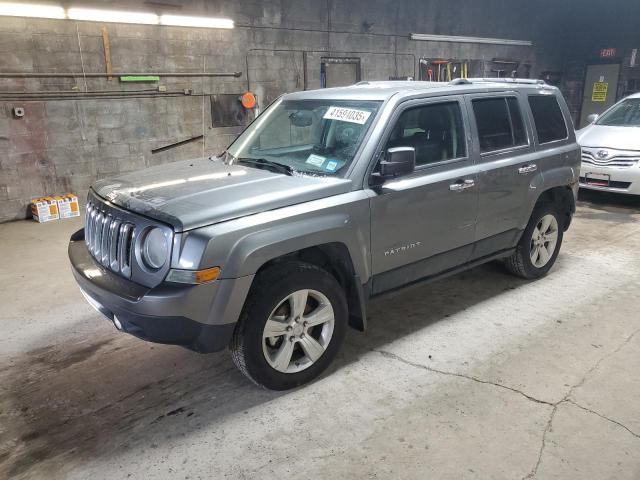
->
[323,106,372,125]
[306,154,326,167]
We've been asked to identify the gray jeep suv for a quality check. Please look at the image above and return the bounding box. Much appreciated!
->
[69,79,580,390]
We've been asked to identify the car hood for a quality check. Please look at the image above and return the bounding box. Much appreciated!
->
[92,158,353,232]
[577,124,640,151]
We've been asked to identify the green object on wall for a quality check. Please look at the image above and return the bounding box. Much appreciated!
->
[119,75,160,82]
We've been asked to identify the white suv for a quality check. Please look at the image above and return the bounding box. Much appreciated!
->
[577,93,640,195]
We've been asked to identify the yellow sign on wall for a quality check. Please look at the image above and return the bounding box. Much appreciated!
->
[592,82,608,102]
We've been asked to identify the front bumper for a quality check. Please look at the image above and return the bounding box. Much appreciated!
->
[579,164,640,195]
[69,228,254,353]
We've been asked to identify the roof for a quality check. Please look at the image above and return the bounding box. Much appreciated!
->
[284,79,557,102]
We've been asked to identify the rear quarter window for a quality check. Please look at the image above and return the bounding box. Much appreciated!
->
[528,95,568,144]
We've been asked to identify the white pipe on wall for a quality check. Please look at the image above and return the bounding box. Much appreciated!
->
[410,33,533,47]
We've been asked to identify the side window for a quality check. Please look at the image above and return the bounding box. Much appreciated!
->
[528,95,568,144]
[386,102,466,166]
[507,97,527,146]
[472,97,528,153]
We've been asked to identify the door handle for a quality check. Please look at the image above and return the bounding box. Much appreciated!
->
[518,164,538,174]
[449,179,475,192]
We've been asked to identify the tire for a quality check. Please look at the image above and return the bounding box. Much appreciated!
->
[230,261,348,390]
[505,202,564,279]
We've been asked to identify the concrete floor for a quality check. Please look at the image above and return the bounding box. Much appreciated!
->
[0,190,639,480]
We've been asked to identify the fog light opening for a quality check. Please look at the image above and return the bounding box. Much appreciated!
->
[113,316,123,330]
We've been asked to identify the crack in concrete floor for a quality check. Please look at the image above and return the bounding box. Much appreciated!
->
[522,327,640,479]
[374,326,640,480]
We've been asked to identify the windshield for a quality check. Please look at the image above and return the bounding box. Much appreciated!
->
[226,98,382,176]
[596,98,640,127]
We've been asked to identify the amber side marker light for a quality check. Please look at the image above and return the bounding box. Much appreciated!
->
[166,267,221,284]
[195,267,221,283]
[241,92,257,109]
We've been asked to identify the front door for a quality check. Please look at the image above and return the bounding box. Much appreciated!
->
[579,63,620,127]
[368,97,478,294]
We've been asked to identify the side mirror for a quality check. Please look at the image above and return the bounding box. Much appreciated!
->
[587,113,599,124]
[379,147,416,178]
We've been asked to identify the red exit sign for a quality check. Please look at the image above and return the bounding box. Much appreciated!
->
[600,48,617,58]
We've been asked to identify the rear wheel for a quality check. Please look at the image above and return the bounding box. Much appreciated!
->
[230,262,347,390]
[505,202,564,279]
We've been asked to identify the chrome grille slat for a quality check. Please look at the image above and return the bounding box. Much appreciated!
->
[118,223,133,278]
[582,157,638,168]
[100,214,111,265]
[86,204,95,252]
[581,148,640,169]
[92,211,103,255]
[85,203,93,248]
[109,219,121,271]
[84,200,135,279]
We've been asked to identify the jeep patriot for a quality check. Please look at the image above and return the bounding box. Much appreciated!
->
[69,79,580,390]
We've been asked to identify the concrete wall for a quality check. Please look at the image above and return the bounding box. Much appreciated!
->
[0,0,566,222]
[555,0,640,125]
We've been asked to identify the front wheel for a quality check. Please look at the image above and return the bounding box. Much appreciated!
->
[505,203,564,279]
[230,262,347,390]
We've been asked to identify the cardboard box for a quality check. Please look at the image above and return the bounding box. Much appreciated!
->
[31,197,59,223]
[55,194,80,219]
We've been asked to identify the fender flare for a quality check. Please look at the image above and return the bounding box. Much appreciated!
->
[219,212,370,281]
[521,165,576,231]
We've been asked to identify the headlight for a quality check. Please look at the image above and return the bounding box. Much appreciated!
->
[141,227,168,270]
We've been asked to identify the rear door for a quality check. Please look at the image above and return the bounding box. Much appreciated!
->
[368,96,478,294]
[465,93,538,257]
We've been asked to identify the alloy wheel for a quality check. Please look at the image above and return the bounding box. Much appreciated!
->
[530,214,559,268]
[262,289,335,373]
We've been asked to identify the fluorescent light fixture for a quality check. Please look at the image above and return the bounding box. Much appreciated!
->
[0,2,65,19]
[0,3,235,29]
[68,8,159,25]
[160,14,234,29]
[410,33,532,47]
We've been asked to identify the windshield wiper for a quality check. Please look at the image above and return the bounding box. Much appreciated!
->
[237,157,294,176]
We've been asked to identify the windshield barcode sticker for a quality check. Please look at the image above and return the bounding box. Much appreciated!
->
[306,154,326,167]
[323,106,372,124]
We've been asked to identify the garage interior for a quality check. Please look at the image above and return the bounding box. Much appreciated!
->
[0,0,639,479]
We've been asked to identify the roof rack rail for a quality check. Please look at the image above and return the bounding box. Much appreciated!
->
[450,77,547,86]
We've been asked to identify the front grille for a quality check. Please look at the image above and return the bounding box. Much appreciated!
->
[581,149,640,168]
[85,201,135,278]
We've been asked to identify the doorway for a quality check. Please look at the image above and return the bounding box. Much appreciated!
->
[579,63,620,127]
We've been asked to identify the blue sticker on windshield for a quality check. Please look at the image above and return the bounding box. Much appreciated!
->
[325,160,339,172]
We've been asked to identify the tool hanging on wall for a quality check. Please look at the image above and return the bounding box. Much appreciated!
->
[420,58,471,81]
[491,59,520,78]
[431,60,449,82]
[447,61,469,80]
